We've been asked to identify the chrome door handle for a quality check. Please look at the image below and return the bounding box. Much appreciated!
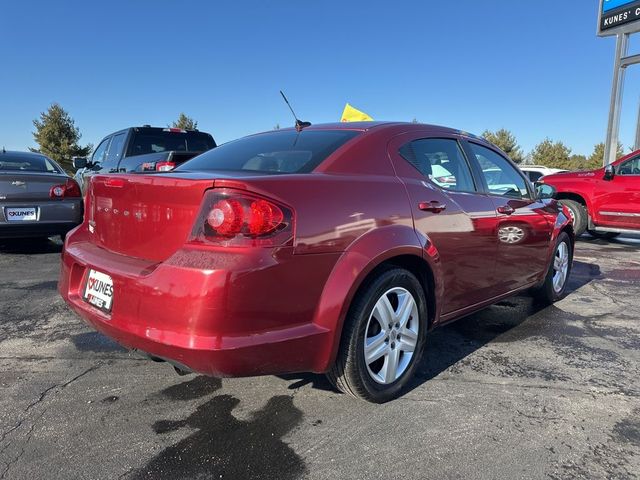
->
[419,201,447,213]
[497,205,515,215]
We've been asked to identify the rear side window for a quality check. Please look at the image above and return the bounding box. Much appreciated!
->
[105,133,127,167]
[0,154,62,173]
[178,130,361,174]
[469,143,530,199]
[127,131,215,157]
[399,138,476,192]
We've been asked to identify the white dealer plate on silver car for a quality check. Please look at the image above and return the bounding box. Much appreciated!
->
[83,269,114,313]
[5,207,37,221]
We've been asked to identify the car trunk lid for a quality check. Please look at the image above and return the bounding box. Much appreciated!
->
[0,173,69,201]
[88,174,215,262]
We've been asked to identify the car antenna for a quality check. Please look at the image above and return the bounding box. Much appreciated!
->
[280,90,311,132]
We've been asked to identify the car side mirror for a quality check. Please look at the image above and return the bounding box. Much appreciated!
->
[604,164,615,181]
[535,182,556,200]
[72,156,87,170]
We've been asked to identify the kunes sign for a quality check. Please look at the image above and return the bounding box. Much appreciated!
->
[599,0,640,35]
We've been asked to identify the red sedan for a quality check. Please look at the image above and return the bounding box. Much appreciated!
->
[59,122,574,402]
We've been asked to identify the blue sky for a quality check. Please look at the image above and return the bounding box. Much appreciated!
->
[1,0,639,157]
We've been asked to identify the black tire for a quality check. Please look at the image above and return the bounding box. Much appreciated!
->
[587,230,620,240]
[326,268,428,403]
[532,231,573,305]
[559,200,587,236]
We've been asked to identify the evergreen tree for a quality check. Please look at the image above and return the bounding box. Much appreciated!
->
[586,142,624,169]
[568,154,588,170]
[482,129,524,163]
[172,113,198,130]
[31,103,92,171]
[529,138,572,169]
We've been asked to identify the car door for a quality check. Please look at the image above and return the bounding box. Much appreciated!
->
[463,141,554,294]
[104,132,127,173]
[592,155,640,229]
[388,133,499,316]
[79,137,111,192]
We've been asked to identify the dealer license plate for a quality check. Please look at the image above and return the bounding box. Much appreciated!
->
[5,207,37,221]
[83,269,114,313]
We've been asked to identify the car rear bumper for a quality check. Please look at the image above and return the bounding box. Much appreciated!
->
[0,199,82,238]
[58,230,338,377]
[0,221,79,238]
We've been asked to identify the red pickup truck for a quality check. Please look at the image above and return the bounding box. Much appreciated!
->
[540,151,640,238]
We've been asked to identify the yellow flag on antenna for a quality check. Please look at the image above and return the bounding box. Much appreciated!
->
[341,103,373,122]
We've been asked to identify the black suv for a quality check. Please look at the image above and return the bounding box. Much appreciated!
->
[73,126,216,192]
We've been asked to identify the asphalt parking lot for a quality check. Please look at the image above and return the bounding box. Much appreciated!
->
[0,236,639,480]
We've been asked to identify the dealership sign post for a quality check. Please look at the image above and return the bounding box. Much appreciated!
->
[599,0,640,165]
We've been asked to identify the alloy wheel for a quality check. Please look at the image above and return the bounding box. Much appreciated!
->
[363,287,419,385]
[552,241,570,293]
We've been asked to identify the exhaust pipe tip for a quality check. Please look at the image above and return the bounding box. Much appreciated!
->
[174,365,191,376]
[132,349,194,376]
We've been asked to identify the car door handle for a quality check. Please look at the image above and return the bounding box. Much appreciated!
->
[497,205,515,215]
[419,201,447,213]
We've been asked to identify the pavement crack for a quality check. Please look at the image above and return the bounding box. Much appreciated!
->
[429,376,637,396]
[0,424,21,451]
[23,364,101,414]
[0,364,101,467]
[116,467,135,480]
[0,409,46,480]
[590,282,631,308]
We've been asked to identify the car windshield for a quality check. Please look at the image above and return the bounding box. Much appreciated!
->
[0,153,62,173]
[177,130,361,174]
[127,131,216,157]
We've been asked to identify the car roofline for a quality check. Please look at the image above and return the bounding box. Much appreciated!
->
[246,121,476,137]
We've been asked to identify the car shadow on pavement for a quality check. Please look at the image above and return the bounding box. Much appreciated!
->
[408,258,600,393]
[0,236,63,254]
[131,376,306,479]
[279,259,601,399]
[71,331,127,353]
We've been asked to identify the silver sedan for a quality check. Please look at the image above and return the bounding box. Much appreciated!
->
[0,150,83,239]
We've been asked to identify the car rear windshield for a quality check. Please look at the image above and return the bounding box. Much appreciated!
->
[127,131,216,157]
[0,154,62,173]
[177,130,361,174]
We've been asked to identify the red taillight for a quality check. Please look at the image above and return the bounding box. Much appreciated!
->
[50,179,81,199]
[104,177,126,188]
[248,199,284,235]
[156,161,176,172]
[189,189,293,246]
[207,199,244,236]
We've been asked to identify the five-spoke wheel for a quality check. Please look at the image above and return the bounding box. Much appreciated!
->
[327,268,427,403]
[364,287,419,385]
[532,231,573,304]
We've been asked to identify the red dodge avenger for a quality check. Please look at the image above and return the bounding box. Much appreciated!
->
[59,122,573,402]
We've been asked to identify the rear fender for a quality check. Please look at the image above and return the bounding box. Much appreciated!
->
[537,204,574,287]
[551,204,574,248]
[310,224,442,372]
